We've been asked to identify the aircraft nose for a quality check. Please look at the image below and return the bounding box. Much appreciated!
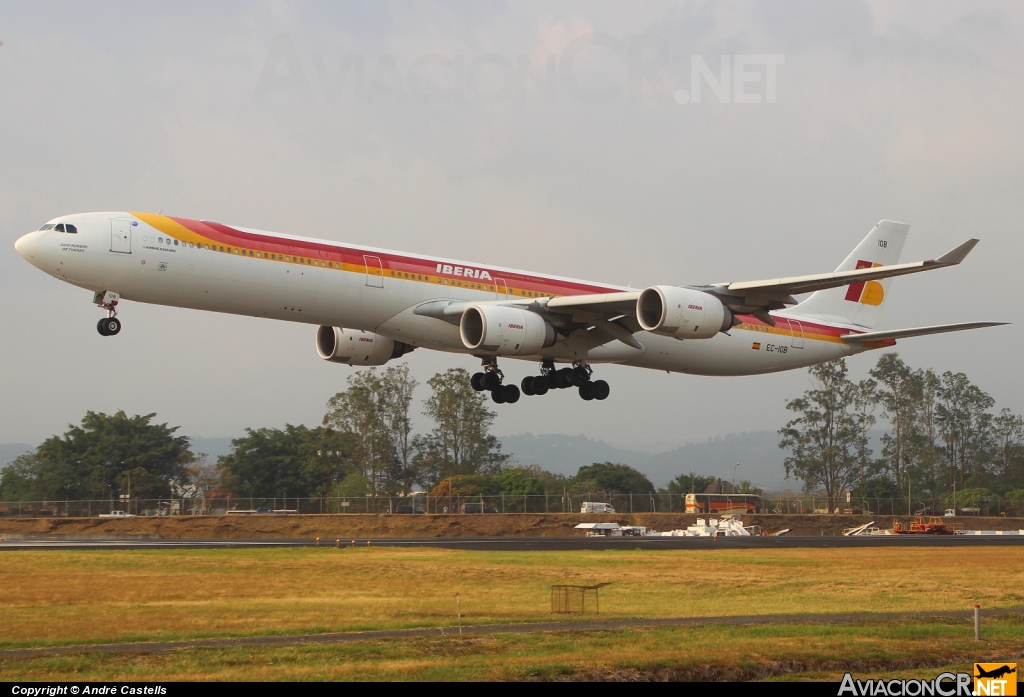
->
[15,232,36,259]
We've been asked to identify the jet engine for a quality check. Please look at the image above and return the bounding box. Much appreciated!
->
[636,286,732,339]
[316,326,414,366]
[459,305,556,356]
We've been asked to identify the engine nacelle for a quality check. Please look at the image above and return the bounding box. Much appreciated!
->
[316,326,414,366]
[636,286,732,340]
[460,305,556,356]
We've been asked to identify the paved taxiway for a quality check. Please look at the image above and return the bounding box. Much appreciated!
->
[2,535,1024,550]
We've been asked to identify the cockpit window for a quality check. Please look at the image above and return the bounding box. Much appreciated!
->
[54,224,65,232]
[66,224,77,233]
[39,224,55,231]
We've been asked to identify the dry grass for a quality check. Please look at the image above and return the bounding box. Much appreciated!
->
[1,547,1022,649]
[2,618,1023,681]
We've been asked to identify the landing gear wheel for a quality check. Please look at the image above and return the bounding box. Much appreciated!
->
[521,376,536,396]
[556,368,574,389]
[97,317,121,336]
[545,372,559,390]
[503,384,521,403]
[490,388,506,404]
[471,372,487,392]
[591,379,610,401]
[532,377,549,396]
[483,372,502,391]
[578,382,595,401]
[572,366,590,386]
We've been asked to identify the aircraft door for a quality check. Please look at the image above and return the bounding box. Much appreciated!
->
[790,319,805,349]
[364,255,383,288]
[494,278,508,299]
[110,219,132,254]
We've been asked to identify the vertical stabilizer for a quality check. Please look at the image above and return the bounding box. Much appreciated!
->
[792,220,910,329]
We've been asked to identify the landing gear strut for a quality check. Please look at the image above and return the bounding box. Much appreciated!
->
[93,290,122,336]
[521,361,609,401]
[471,358,519,404]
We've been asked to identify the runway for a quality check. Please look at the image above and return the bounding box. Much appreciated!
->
[3,534,1024,550]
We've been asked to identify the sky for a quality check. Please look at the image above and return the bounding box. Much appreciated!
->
[1,0,1022,453]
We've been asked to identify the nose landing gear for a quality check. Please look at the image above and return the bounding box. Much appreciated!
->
[93,290,122,336]
[97,316,121,336]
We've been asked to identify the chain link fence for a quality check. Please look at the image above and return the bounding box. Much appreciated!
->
[2,494,1022,518]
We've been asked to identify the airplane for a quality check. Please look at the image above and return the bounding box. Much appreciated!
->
[975,665,1016,680]
[14,213,1005,404]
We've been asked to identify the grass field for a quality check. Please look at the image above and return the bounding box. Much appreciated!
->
[1,546,1023,680]
[2,619,1023,681]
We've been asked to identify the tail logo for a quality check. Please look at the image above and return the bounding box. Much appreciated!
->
[844,260,885,306]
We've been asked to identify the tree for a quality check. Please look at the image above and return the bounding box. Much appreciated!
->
[323,369,396,495]
[661,472,717,496]
[0,411,192,502]
[936,371,994,488]
[870,354,921,488]
[0,453,50,501]
[217,424,320,497]
[572,462,655,495]
[992,408,1024,491]
[778,360,874,513]
[495,468,546,497]
[412,368,508,486]
[302,427,356,501]
[378,364,418,494]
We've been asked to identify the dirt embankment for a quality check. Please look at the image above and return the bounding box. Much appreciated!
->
[0,513,1021,539]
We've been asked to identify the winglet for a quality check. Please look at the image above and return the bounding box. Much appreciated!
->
[935,238,979,266]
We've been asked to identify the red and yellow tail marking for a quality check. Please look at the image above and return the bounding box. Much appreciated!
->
[844,260,885,306]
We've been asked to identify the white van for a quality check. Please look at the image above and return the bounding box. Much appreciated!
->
[580,502,615,513]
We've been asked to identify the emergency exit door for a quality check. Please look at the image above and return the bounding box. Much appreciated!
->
[110,219,132,254]
[790,319,805,349]
[364,255,384,287]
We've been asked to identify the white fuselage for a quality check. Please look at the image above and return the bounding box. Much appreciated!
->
[15,211,864,376]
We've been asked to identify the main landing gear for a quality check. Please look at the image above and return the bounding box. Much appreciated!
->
[471,359,520,404]
[522,361,609,401]
[473,360,610,404]
[93,290,122,336]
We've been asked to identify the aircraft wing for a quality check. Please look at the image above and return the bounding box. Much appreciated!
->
[706,239,978,304]
[840,321,1007,344]
[412,238,984,348]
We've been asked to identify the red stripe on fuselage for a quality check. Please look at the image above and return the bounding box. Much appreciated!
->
[167,216,613,296]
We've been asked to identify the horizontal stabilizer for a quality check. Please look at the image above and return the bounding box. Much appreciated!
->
[840,321,1007,344]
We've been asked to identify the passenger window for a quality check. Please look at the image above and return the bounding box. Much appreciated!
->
[39,224,55,231]
[173,239,177,245]
[55,224,65,232]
